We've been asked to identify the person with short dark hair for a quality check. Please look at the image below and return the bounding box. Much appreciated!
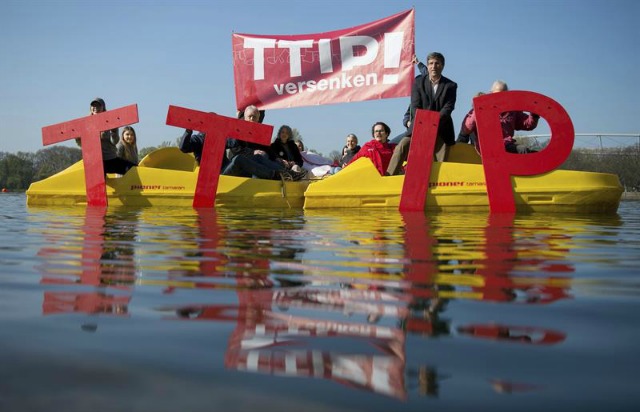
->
[344,121,397,176]
[387,52,457,175]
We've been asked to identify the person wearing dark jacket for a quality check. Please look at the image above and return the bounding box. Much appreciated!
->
[330,133,361,174]
[402,54,428,130]
[386,52,457,175]
[270,125,304,171]
[80,97,137,175]
[339,133,361,167]
[221,108,306,181]
[179,107,267,165]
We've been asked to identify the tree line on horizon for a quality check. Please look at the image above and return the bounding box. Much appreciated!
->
[2,142,639,192]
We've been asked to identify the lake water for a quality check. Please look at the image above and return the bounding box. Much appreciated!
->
[1,192,639,411]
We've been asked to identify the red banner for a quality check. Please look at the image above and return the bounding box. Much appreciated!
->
[232,9,415,110]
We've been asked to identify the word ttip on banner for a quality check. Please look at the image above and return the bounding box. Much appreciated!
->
[244,32,405,82]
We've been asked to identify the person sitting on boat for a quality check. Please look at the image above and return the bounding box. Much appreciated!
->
[341,134,361,166]
[270,125,304,173]
[330,133,361,174]
[295,140,334,177]
[456,92,485,146]
[179,128,206,164]
[179,107,267,165]
[222,106,307,181]
[344,121,397,176]
[460,81,540,154]
[116,126,139,165]
[387,52,458,175]
[79,97,137,175]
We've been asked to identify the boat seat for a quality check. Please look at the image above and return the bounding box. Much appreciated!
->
[446,143,482,164]
[138,147,197,171]
[401,143,482,169]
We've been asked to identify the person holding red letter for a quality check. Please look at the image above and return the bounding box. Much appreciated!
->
[461,80,540,154]
[387,51,457,175]
[345,122,397,176]
[81,97,137,175]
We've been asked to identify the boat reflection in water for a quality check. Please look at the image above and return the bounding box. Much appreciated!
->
[32,203,618,400]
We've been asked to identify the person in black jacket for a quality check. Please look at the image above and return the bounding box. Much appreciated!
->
[270,125,304,172]
[339,133,361,167]
[79,97,137,175]
[386,52,457,175]
[178,107,266,165]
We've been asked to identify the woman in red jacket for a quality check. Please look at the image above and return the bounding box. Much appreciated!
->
[345,122,397,176]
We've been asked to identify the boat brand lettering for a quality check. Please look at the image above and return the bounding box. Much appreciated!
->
[233,9,414,110]
[129,185,185,190]
[428,181,465,188]
[131,185,162,190]
[427,181,486,188]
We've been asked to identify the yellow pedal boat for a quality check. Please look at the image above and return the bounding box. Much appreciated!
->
[26,145,623,213]
[304,145,623,213]
[26,147,310,208]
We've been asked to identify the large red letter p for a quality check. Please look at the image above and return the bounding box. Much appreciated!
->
[474,91,574,213]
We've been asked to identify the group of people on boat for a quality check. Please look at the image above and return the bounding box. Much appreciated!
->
[86,50,539,181]
[386,52,540,176]
[215,50,540,181]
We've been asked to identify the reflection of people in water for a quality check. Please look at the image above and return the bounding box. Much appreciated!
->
[418,366,440,397]
[399,212,452,337]
[401,283,452,337]
[97,211,139,286]
[40,207,138,318]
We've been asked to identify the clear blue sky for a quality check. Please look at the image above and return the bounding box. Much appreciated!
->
[1,0,638,156]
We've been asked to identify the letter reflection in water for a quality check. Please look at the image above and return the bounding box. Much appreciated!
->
[165,210,409,400]
[163,209,580,398]
[446,213,570,392]
[39,207,137,327]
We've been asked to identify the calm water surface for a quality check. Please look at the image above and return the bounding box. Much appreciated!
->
[1,193,639,411]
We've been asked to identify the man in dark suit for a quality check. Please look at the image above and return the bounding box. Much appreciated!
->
[386,52,457,175]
